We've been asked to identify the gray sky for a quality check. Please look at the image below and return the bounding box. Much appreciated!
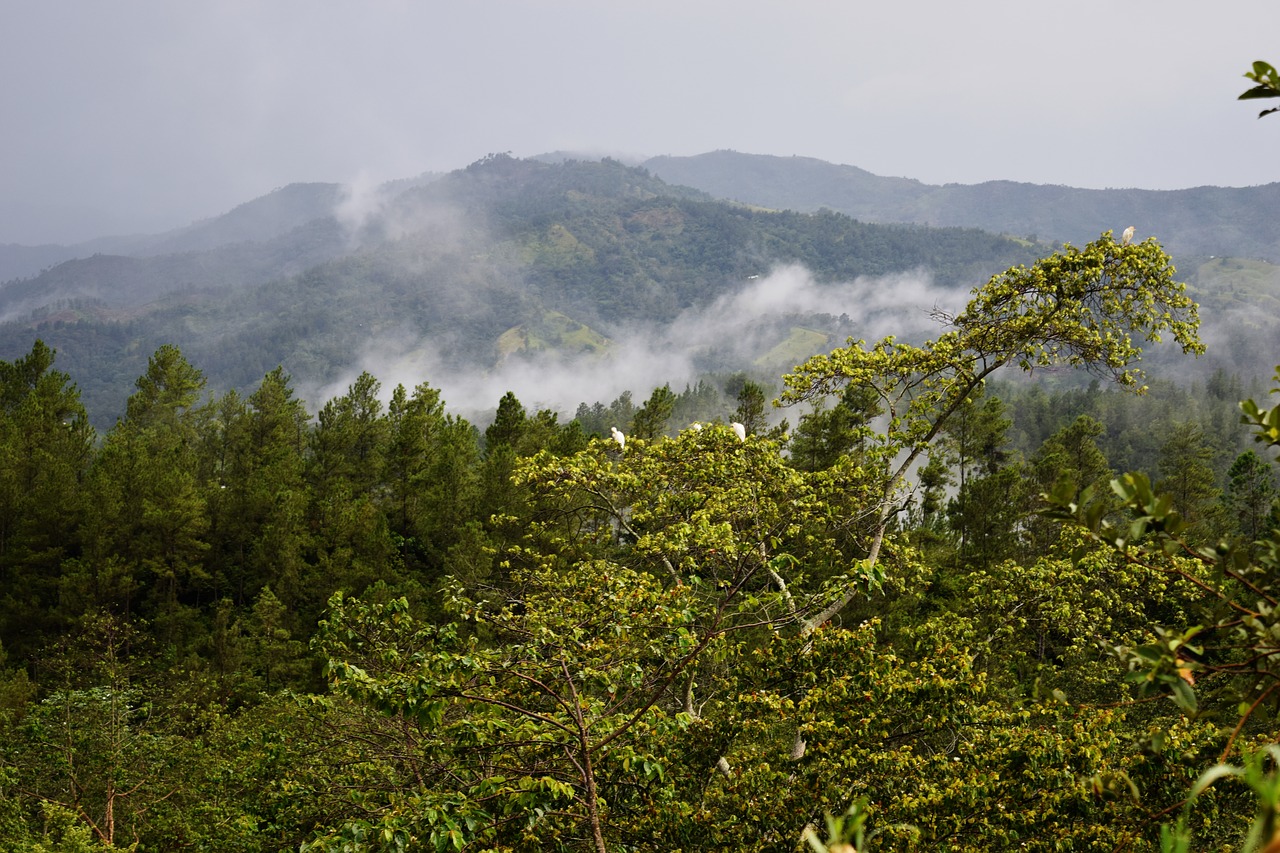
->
[4,1,1279,245]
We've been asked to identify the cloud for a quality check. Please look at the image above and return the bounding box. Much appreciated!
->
[303,264,967,423]
[333,172,388,237]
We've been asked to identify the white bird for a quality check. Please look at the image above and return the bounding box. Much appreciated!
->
[610,426,625,450]
[1121,225,1135,246]
[690,422,703,431]
[731,422,746,442]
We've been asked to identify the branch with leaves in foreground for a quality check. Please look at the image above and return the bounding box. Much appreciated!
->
[1049,367,1280,851]
[1240,60,1280,119]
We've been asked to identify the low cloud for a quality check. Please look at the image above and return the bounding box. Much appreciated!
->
[306,263,969,422]
[333,172,387,237]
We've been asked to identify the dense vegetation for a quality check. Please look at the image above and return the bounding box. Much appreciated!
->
[5,155,1277,440]
[643,150,1280,262]
[5,233,1280,851]
[0,157,1041,429]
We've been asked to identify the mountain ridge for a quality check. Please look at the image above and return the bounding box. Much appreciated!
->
[0,155,1040,427]
[640,150,1280,261]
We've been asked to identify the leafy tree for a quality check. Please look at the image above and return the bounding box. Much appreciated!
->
[781,232,1202,633]
[313,565,716,853]
[9,615,187,848]
[1049,369,1280,847]
[303,425,861,851]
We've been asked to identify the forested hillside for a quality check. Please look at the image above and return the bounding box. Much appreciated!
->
[644,150,1280,262]
[0,156,1040,428]
[3,233,1280,850]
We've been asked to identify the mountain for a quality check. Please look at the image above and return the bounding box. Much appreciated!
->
[0,155,1040,428]
[642,151,1280,262]
[0,176,443,284]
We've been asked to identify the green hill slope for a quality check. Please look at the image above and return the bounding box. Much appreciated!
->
[0,156,1042,427]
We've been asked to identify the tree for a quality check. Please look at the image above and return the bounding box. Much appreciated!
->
[780,232,1202,633]
[239,585,309,692]
[630,384,676,440]
[302,424,861,851]
[1031,414,1113,500]
[1049,370,1280,848]
[384,382,446,541]
[731,379,768,437]
[123,343,206,428]
[947,464,1028,570]
[788,384,882,472]
[1155,421,1227,544]
[383,382,483,578]
[313,565,715,853]
[75,346,211,643]
[305,372,396,607]
[1023,414,1113,553]
[1225,450,1278,546]
[938,390,1019,565]
[484,391,527,451]
[9,615,185,848]
[310,371,387,498]
[204,367,312,609]
[0,341,93,659]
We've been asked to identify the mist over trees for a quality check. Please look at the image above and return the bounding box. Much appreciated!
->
[6,154,1278,434]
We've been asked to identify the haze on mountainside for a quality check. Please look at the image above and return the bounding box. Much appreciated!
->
[2,3,1279,428]
[0,155,1043,426]
[0,151,1277,434]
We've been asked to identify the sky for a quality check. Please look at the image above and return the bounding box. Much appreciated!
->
[3,1,1280,245]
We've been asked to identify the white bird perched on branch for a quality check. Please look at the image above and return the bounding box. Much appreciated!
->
[1121,225,1135,246]
[731,422,746,442]
[610,426,625,450]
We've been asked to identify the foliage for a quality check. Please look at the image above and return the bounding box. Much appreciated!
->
[1240,60,1280,118]
[2,212,1273,853]
[1047,366,1280,848]
[781,232,1202,632]
[0,157,1041,430]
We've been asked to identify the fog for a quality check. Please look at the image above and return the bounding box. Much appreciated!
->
[302,263,968,423]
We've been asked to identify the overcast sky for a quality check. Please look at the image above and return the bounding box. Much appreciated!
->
[4,1,1279,244]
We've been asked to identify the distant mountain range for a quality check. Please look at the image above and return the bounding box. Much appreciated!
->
[0,152,1275,428]
[640,151,1280,262]
[9,149,1280,286]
